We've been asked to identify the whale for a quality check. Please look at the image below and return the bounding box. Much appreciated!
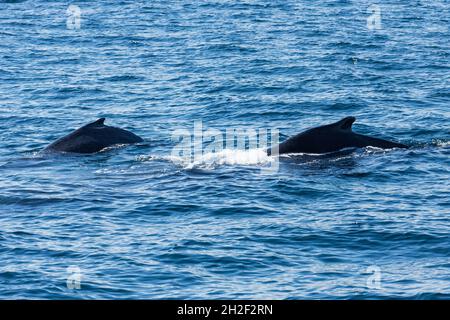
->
[44,118,143,154]
[267,116,408,155]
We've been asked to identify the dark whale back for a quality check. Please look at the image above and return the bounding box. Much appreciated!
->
[269,116,407,155]
[44,118,143,154]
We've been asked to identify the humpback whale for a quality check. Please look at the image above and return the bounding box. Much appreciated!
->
[44,118,143,154]
[267,116,407,155]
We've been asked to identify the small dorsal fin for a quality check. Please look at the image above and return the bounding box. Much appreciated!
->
[89,118,106,126]
[333,116,355,131]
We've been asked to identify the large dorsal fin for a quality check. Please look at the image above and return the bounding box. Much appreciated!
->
[87,118,106,127]
[331,116,356,131]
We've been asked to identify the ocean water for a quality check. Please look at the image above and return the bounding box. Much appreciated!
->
[0,0,449,299]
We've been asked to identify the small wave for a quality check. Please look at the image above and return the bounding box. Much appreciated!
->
[55,87,106,94]
[1,0,28,3]
[101,75,144,82]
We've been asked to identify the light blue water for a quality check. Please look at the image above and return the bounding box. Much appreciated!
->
[0,0,449,299]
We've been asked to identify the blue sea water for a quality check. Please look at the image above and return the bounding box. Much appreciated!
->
[0,0,449,299]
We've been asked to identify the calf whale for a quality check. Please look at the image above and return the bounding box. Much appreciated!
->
[44,118,143,154]
[267,116,407,155]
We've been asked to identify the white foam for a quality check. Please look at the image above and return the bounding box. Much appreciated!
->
[433,139,450,148]
[167,148,274,170]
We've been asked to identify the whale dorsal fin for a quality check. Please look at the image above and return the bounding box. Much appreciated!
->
[332,116,355,131]
[88,118,106,127]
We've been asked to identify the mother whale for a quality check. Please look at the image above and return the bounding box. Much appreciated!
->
[268,116,407,155]
[44,118,143,154]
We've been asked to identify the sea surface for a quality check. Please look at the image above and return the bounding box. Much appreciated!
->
[0,0,449,299]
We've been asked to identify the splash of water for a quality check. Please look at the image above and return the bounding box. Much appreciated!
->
[163,148,273,170]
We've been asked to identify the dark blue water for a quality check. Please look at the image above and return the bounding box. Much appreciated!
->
[0,0,449,299]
